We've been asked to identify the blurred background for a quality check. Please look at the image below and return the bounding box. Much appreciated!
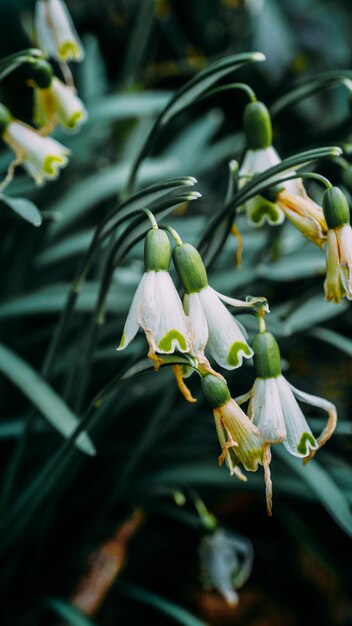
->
[0,1,352,625]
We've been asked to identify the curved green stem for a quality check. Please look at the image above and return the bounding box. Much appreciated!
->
[159,224,183,245]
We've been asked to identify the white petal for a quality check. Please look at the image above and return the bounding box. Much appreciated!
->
[198,287,253,369]
[184,292,208,354]
[239,146,281,179]
[47,0,84,61]
[35,0,57,58]
[251,378,286,443]
[337,224,352,299]
[50,78,87,130]
[153,272,189,353]
[288,382,336,413]
[275,375,318,457]
[117,272,152,350]
[214,290,269,313]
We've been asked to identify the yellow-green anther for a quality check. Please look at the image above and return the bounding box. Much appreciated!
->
[253,331,281,379]
[323,186,350,229]
[27,59,53,89]
[243,101,272,150]
[173,243,208,293]
[0,104,12,135]
[201,374,231,409]
[144,228,171,272]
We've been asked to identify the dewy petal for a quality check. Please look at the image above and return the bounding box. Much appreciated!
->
[324,229,343,303]
[336,224,352,300]
[198,287,253,369]
[219,399,264,471]
[153,271,189,353]
[117,272,154,350]
[184,292,208,354]
[251,378,286,444]
[275,375,318,458]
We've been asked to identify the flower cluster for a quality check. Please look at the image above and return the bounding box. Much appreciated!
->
[0,0,86,188]
[118,216,338,514]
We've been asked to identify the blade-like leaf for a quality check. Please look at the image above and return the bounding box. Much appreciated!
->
[118,583,208,626]
[274,447,352,537]
[0,194,42,226]
[308,327,352,357]
[46,599,96,626]
[0,342,95,456]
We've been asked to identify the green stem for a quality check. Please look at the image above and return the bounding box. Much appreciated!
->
[159,224,183,245]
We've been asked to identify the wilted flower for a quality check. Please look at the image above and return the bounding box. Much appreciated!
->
[34,76,87,131]
[201,374,272,512]
[173,242,267,370]
[322,186,352,303]
[237,331,337,465]
[199,528,253,606]
[239,101,327,247]
[35,0,84,62]
[117,228,191,361]
[1,114,70,185]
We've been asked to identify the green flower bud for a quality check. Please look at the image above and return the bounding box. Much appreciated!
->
[27,59,53,89]
[252,331,281,379]
[144,228,171,272]
[243,101,272,150]
[201,374,231,409]
[0,104,12,135]
[323,186,350,229]
[173,243,208,293]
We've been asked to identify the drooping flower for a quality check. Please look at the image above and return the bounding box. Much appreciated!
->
[34,75,87,132]
[239,101,327,248]
[201,374,272,512]
[35,0,84,62]
[0,105,70,185]
[117,228,191,362]
[199,528,253,606]
[322,186,352,303]
[236,331,337,465]
[173,242,267,370]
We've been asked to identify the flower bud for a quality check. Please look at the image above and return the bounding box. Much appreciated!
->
[27,59,53,88]
[144,228,171,272]
[201,374,231,409]
[322,186,350,229]
[243,101,272,150]
[0,104,12,135]
[173,243,208,293]
[252,332,281,379]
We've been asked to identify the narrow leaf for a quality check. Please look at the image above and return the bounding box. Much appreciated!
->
[1,194,42,226]
[46,598,96,626]
[0,342,95,456]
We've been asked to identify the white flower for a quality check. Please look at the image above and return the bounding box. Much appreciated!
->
[199,529,253,606]
[3,120,70,185]
[239,145,327,247]
[237,375,337,462]
[117,270,191,359]
[35,0,84,62]
[324,224,352,303]
[184,287,255,370]
[34,77,87,131]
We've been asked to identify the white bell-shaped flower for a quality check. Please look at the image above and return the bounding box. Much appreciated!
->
[117,229,191,360]
[3,119,70,185]
[35,0,84,62]
[322,187,352,303]
[34,77,87,131]
[173,242,267,370]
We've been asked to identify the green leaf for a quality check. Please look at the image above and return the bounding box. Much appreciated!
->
[46,598,96,626]
[274,447,352,537]
[118,583,208,626]
[0,342,95,456]
[271,70,352,116]
[308,327,352,357]
[0,194,42,226]
[284,294,348,333]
